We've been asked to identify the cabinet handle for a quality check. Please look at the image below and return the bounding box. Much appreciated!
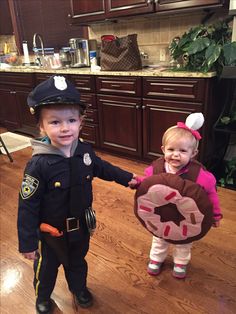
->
[147,0,153,3]
[142,105,146,109]
[82,133,90,136]
[68,13,71,18]
[163,87,175,91]
[135,105,140,109]
[111,84,121,88]
[10,91,16,94]
[154,0,159,3]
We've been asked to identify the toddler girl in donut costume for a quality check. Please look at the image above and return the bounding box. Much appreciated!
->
[132,113,222,279]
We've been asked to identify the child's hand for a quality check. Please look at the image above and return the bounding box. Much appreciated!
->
[22,250,38,260]
[212,220,220,228]
[128,174,143,189]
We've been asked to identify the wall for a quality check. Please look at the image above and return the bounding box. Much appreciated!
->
[88,11,229,66]
[0,35,17,54]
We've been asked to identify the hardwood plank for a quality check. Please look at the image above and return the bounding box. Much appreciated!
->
[0,146,235,314]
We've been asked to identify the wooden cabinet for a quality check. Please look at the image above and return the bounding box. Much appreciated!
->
[0,73,34,131]
[69,0,106,23]
[8,0,87,54]
[70,75,100,147]
[96,76,142,157]
[0,0,13,35]
[70,0,152,23]
[105,0,152,18]
[70,0,228,24]
[142,77,218,166]
[142,98,201,159]
[155,0,227,12]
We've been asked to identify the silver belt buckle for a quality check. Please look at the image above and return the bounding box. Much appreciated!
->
[66,217,79,232]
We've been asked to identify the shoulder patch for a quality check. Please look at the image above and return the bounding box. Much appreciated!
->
[20,174,39,199]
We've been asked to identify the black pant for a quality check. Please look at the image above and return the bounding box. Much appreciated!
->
[33,231,90,301]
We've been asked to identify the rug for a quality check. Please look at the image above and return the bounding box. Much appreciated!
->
[0,132,31,154]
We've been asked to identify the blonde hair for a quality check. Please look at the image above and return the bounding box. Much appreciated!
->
[162,126,199,150]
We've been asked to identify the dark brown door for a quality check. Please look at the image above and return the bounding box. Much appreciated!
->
[155,0,226,11]
[142,98,202,160]
[17,89,35,127]
[98,94,142,158]
[0,88,21,130]
[70,0,106,23]
[106,0,153,18]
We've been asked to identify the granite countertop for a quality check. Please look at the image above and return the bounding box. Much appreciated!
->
[0,65,216,78]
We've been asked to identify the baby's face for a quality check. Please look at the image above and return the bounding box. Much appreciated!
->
[162,137,197,172]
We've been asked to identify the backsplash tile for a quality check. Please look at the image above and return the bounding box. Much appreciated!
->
[89,11,228,65]
[0,35,17,54]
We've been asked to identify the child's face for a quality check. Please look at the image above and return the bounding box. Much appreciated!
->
[161,137,198,172]
[39,107,82,152]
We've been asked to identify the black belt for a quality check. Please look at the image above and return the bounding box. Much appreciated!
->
[66,207,96,234]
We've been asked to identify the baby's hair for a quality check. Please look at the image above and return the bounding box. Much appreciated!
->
[162,126,199,149]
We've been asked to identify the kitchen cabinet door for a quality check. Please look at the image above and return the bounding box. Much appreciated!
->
[106,0,153,18]
[9,0,86,54]
[98,94,142,158]
[0,88,21,129]
[70,0,106,23]
[70,75,99,147]
[155,0,228,12]
[0,0,13,35]
[142,98,201,160]
[0,73,35,133]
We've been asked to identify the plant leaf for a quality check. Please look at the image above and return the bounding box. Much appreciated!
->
[187,37,210,55]
[205,44,222,69]
[223,42,236,65]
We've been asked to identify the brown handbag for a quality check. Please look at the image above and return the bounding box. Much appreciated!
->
[100,34,142,71]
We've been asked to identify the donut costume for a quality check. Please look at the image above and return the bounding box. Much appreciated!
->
[134,159,213,244]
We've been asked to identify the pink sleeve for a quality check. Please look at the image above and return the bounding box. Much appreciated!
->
[135,165,154,184]
[197,168,222,220]
[144,165,154,177]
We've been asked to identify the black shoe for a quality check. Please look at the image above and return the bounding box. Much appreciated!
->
[36,299,53,314]
[74,287,93,308]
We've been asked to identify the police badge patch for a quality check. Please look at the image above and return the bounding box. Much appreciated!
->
[83,153,92,166]
[20,174,39,199]
[54,76,67,91]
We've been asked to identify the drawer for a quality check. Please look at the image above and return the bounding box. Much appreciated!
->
[0,73,34,87]
[80,124,99,147]
[143,77,205,102]
[96,76,141,97]
[71,75,95,93]
[80,93,97,109]
[35,73,55,85]
[84,109,98,123]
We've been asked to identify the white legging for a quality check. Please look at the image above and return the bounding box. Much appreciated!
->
[149,236,192,265]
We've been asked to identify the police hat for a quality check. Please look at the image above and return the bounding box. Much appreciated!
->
[27,75,85,114]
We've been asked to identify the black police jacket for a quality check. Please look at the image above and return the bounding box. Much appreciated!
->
[17,139,133,253]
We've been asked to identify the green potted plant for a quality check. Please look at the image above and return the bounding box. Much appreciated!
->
[169,17,236,76]
[218,157,236,189]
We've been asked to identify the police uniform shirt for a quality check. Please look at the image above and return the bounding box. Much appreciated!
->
[18,138,133,253]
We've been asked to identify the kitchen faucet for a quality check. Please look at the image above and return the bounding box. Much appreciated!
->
[33,33,45,66]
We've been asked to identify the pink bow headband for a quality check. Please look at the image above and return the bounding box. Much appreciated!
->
[177,122,202,140]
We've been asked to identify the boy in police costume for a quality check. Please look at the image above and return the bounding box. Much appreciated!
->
[17,76,136,314]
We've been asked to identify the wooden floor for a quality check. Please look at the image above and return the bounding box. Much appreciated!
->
[0,145,236,314]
